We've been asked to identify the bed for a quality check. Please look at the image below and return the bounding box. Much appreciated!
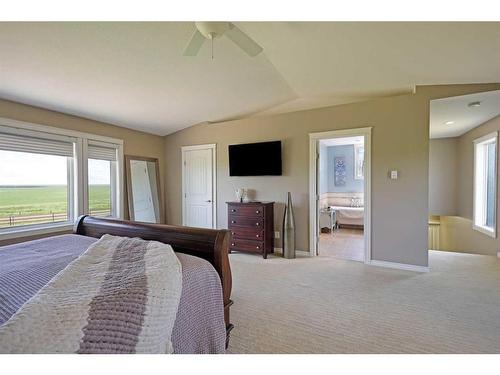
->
[0,215,233,354]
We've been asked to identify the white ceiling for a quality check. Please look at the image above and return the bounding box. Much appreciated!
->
[430,90,500,139]
[0,22,500,136]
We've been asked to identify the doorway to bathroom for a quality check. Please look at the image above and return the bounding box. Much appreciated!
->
[309,128,371,262]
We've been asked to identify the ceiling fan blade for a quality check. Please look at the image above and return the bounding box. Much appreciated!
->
[183,29,206,56]
[225,23,263,57]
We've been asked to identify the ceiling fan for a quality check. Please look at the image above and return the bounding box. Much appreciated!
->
[183,22,263,59]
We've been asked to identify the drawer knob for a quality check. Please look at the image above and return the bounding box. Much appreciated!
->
[256,234,260,238]
[231,243,235,246]
[256,246,260,249]
[231,209,236,212]
[232,232,235,235]
[255,210,260,214]
[256,222,260,226]
[231,220,236,224]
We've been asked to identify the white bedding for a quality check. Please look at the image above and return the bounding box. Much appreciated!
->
[332,206,364,227]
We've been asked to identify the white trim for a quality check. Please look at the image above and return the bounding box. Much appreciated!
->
[473,131,498,146]
[0,223,73,241]
[74,138,85,218]
[116,144,125,219]
[81,139,89,215]
[368,260,430,273]
[472,131,498,239]
[473,223,496,238]
[0,117,123,145]
[309,127,372,264]
[181,143,217,229]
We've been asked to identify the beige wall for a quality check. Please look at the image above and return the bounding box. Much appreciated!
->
[0,98,166,245]
[439,216,499,256]
[436,115,500,256]
[429,137,459,216]
[165,83,500,267]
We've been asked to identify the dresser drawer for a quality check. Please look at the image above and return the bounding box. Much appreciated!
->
[230,227,265,240]
[228,216,263,228]
[230,239,265,253]
[228,205,264,217]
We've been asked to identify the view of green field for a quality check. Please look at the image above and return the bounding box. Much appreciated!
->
[0,185,111,227]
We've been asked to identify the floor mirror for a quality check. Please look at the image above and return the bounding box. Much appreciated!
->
[125,155,162,223]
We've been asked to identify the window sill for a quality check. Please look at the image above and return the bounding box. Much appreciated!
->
[472,223,496,239]
[0,222,74,241]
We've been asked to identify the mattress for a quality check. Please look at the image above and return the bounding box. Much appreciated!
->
[0,234,226,354]
[332,206,364,226]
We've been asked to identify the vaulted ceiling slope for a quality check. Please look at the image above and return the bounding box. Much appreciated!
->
[0,22,499,135]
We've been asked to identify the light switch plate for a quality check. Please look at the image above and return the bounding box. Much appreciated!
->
[390,170,398,179]
[275,231,280,239]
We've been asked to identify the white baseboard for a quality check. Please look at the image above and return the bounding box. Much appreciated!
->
[368,259,429,273]
[273,248,311,257]
[271,249,429,272]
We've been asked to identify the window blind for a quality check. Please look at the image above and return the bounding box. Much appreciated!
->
[88,141,118,161]
[0,130,75,157]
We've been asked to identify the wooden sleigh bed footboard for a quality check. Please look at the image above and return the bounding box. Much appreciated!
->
[73,215,234,347]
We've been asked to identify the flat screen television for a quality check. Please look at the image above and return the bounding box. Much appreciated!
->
[229,140,282,176]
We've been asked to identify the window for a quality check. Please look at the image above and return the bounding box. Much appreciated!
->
[87,141,119,217]
[473,132,497,238]
[354,143,365,180]
[0,128,76,229]
[0,121,123,237]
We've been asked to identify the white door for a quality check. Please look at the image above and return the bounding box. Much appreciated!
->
[182,145,216,229]
[130,160,156,223]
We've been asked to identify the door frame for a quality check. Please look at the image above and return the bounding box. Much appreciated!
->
[181,143,217,229]
[309,127,372,263]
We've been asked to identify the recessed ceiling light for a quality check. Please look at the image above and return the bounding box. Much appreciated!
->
[444,121,455,125]
[468,101,481,108]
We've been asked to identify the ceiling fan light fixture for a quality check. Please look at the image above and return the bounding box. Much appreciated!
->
[468,101,482,108]
[183,22,263,58]
[444,121,455,125]
[194,22,230,39]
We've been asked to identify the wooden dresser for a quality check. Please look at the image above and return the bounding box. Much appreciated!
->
[227,201,274,259]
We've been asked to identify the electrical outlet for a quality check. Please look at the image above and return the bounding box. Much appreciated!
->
[274,231,280,239]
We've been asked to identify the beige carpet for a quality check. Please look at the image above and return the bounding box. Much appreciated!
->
[319,228,364,261]
[226,250,500,353]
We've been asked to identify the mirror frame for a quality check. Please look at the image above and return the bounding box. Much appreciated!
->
[125,155,163,223]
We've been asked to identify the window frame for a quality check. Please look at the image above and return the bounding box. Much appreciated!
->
[473,131,498,238]
[354,143,365,180]
[85,139,121,218]
[0,117,124,240]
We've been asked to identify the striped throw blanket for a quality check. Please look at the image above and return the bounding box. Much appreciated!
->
[0,234,182,354]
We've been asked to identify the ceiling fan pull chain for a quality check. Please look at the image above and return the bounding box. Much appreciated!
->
[211,37,214,60]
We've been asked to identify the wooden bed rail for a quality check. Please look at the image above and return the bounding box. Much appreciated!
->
[73,215,234,346]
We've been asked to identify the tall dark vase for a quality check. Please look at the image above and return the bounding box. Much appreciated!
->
[282,192,296,259]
